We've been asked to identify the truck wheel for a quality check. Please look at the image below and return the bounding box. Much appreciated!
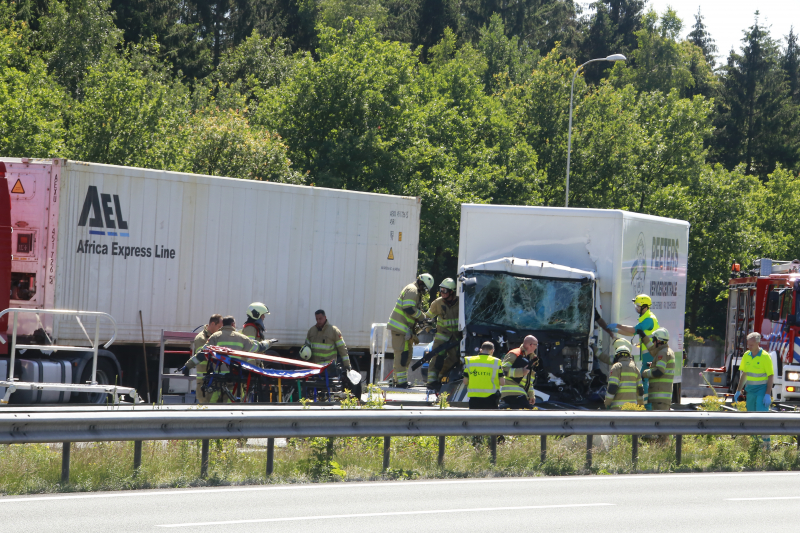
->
[77,359,118,404]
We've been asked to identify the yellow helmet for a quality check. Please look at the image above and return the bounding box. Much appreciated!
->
[633,294,652,307]
[418,273,434,291]
[439,278,456,291]
[247,302,270,320]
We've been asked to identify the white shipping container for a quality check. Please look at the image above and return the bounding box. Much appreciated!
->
[2,158,420,350]
[458,205,689,369]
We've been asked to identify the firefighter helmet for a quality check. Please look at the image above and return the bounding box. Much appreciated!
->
[299,344,312,360]
[418,273,434,291]
[247,302,270,320]
[613,338,633,352]
[632,294,652,307]
[439,278,456,291]
[652,327,670,342]
[615,344,632,356]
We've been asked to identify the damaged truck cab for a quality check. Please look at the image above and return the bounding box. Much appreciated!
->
[459,257,599,404]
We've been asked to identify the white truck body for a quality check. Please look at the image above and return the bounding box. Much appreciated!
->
[458,205,689,378]
[2,158,421,350]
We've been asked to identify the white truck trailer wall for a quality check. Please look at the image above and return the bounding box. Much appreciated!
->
[48,160,419,348]
[458,205,688,367]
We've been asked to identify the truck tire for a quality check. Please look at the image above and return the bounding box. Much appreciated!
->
[77,359,118,404]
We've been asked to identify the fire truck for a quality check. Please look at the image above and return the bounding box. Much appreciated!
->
[722,258,800,401]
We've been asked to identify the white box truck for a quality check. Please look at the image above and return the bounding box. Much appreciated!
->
[455,205,689,405]
[0,158,420,402]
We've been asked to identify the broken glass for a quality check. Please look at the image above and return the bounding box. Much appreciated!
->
[464,272,593,337]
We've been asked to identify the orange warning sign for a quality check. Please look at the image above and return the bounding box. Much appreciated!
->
[398,232,402,241]
[387,247,394,260]
[10,179,24,194]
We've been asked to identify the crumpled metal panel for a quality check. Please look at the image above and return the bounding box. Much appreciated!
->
[465,272,593,336]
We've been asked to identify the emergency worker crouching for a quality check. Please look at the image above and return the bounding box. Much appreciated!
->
[499,335,538,409]
[387,273,434,388]
[463,341,504,410]
[604,344,644,410]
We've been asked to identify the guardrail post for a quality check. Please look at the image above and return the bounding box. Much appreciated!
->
[489,436,497,465]
[133,441,142,474]
[383,436,391,471]
[540,435,547,464]
[266,438,275,476]
[61,442,70,484]
[676,435,682,465]
[586,435,593,469]
[437,436,445,466]
[201,439,209,478]
[326,437,334,461]
[631,435,639,469]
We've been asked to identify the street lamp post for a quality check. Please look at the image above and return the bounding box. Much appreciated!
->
[565,54,627,208]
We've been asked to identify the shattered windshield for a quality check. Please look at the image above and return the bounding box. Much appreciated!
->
[464,272,593,337]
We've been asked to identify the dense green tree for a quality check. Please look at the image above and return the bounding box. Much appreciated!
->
[687,8,717,68]
[712,16,800,178]
[783,27,800,104]
[579,0,644,83]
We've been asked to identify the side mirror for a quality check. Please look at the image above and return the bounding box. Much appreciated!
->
[462,277,477,289]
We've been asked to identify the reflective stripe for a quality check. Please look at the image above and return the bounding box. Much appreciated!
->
[745,372,768,385]
[465,355,502,398]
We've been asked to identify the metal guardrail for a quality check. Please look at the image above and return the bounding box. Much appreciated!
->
[2,408,800,483]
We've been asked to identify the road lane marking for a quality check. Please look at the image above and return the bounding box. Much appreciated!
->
[2,472,798,504]
[727,496,800,501]
[156,503,616,527]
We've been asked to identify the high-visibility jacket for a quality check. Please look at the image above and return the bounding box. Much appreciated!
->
[463,354,503,398]
[642,340,675,403]
[203,326,267,368]
[605,356,644,409]
[387,282,423,335]
[500,347,536,399]
[635,310,659,367]
[192,327,211,355]
[740,348,774,389]
[187,327,213,379]
[305,322,350,369]
[429,296,459,344]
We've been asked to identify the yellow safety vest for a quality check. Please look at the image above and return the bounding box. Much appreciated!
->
[464,354,502,398]
[740,349,773,388]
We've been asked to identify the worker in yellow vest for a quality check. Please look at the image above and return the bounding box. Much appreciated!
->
[463,341,505,409]
[426,278,460,389]
[734,332,774,448]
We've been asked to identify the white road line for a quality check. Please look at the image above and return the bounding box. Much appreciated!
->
[156,503,615,527]
[727,496,800,501]
[1,472,798,504]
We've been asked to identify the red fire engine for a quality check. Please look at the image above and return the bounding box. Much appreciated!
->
[723,258,800,401]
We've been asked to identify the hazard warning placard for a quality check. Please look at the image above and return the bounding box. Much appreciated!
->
[10,179,24,194]
[387,247,394,260]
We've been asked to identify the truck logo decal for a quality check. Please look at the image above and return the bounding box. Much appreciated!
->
[631,232,647,294]
[78,186,129,236]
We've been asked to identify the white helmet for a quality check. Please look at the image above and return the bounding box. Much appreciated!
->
[652,327,670,342]
[247,302,270,320]
[299,345,312,360]
[418,273,434,291]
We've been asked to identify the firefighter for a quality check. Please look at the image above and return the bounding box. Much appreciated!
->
[187,314,222,403]
[463,341,505,409]
[426,278,460,390]
[179,316,275,402]
[387,273,434,388]
[641,327,675,410]
[499,335,538,409]
[242,302,269,341]
[609,294,659,407]
[598,338,634,366]
[734,332,774,447]
[301,309,351,370]
[604,344,644,410]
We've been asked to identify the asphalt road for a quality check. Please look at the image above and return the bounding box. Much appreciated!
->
[4,472,799,532]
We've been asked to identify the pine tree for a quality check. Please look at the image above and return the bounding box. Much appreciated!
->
[783,27,800,104]
[579,0,644,84]
[712,14,800,178]
[687,7,717,67]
